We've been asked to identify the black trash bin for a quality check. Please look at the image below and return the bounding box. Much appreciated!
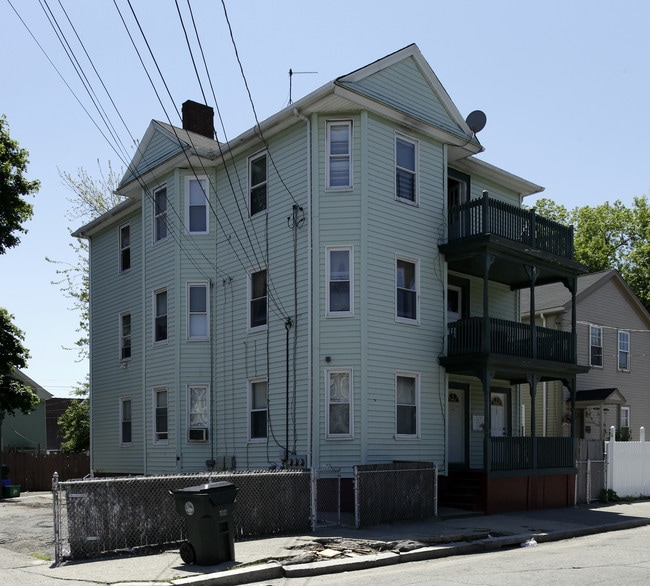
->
[171,481,238,565]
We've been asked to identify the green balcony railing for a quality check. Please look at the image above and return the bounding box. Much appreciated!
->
[490,436,575,472]
[448,193,574,260]
[447,317,575,364]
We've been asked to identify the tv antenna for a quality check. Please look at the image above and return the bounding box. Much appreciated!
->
[289,69,317,104]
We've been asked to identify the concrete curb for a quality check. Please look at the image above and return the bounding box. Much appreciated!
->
[168,518,650,585]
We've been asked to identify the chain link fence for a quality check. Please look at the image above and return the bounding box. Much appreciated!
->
[53,469,311,563]
[354,462,437,528]
[575,439,605,504]
[311,465,342,530]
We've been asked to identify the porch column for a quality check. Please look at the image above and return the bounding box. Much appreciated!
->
[481,367,495,472]
[525,265,538,358]
[527,373,539,469]
[563,277,578,363]
[481,253,494,353]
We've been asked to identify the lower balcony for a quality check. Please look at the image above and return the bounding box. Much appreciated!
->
[447,317,575,363]
[490,436,576,474]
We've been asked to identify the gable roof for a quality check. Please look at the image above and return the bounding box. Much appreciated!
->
[521,269,650,325]
[574,388,626,406]
[12,369,53,401]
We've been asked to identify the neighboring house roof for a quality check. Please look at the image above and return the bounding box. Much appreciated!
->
[521,269,650,325]
[574,388,627,406]
[11,369,53,402]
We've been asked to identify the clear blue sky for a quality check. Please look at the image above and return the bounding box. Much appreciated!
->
[2,1,649,397]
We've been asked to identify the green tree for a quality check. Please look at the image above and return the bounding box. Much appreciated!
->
[48,161,123,452]
[0,308,38,415]
[57,381,89,453]
[533,196,650,310]
[1,116,40,490]
[0,114,39,254]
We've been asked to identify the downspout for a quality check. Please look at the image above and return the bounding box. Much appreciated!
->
[141,190,148,474]
[293,108,312,467]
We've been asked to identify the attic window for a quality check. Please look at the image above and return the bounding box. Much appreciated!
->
[326,121,352,190]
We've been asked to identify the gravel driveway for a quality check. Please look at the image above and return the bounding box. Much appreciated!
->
[0,492,56,560]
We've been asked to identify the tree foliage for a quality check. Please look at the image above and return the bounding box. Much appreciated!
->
[0,308,39,416]
[50,162,123,452]
[0,114,39,254]
[533,196,650,310]
[58,380,90,452]
[48,161,123,360]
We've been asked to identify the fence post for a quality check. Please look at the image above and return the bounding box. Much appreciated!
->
[52,471,61,565]
[434,464,438,517]
[353,466,360,529]
[585,459,591,504]
[640,427,645,442]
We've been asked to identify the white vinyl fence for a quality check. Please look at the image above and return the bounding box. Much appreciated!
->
[606,426,650,498]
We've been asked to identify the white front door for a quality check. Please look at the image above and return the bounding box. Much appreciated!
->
[491,393,507,437]
[448,390,465,463]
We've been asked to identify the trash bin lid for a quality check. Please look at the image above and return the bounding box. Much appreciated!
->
[172,481,236,495]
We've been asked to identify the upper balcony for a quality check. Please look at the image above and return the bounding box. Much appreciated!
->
[439,193,587,289]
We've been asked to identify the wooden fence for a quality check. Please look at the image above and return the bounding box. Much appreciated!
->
[2,450,90,491]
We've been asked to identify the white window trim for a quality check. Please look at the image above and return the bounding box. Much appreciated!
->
[153,387,169,445]
[395,371,420,439]
[325,367,354,439]
[248,267,268,332]
[326,120,353,191]
[119,396,132,447]
[620,405,631,429]
[395,132,419,205]
[185,175,209,234]
[187,384,210,443]
[618,330,630,372]
[395,254,420,325]
[248,150,268,217]
[153,184,168,244]
[589,324,603,368]
[248,377,268,442]
[119,222,131,273]
[153,287,168,345]
[119,311,132,362]
[186,281,210,341]
[326,245,354,318]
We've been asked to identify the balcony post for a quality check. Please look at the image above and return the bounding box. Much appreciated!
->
[530,207,536,248]
[482,190,490,235]
[525,266,538,359]
[527,373,539,470]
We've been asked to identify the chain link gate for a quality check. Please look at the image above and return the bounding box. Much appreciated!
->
[311,465,342,531]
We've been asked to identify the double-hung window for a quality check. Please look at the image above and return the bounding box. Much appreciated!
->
[119,223,131,272]
[188,385,209,442]
[396,256,418,322]
[590,325,603,367]
[326,368,353,438]
[249,152,267,216]
[153,186,168,242]
[187,176,208,233]
[249,379,268,440]
[620,406,631,430]
[395,135,417,203]
[120,312,132,360]
[327,121,352,190]
[153,387,168,443]
[187,283,209,340]
[326,246,353,316]
[249,269,267,329]
[618,330,630,371]
[154,288,168,343]
[120,397,132,445]
[396,373,419,437]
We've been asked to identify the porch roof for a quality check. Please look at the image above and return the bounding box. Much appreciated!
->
[574,388,626,407]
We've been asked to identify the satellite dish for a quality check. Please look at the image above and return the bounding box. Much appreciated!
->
[465,110,487,134]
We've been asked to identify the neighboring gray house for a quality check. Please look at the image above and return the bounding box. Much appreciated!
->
[74,44,587,513]
[1,370,52,452]
[522,269,650,441]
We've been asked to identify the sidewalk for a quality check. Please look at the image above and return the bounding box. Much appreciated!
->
[5,500,650,586]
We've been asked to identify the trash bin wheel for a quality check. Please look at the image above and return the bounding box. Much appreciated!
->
[179,541,196,564]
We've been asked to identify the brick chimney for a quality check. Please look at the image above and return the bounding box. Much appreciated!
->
[181,100,215,139]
